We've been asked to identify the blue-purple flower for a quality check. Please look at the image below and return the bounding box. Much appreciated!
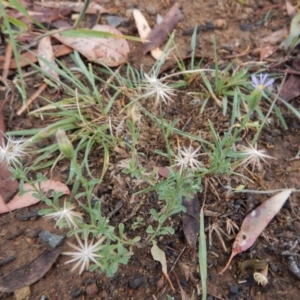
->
[251,74,275,91]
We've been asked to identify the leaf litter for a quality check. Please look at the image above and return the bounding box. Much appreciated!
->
[0,180,70,214]
[219,189,294,274]
[0,247,62,293]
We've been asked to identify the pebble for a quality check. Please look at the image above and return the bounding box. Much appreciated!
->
[146,5,156,15]
[86,283,99,295]
[229,285,238,294]
[104,15,126,28]
[14,286,31,300]
[39,230,66,248]
[214,19,227,29]
[129,275,144,289]
[27,228,41,238]
[269,263,279,273]
[70,289,83,298]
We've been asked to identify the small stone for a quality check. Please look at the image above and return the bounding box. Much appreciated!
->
[86,283,99,295]
[229,285,238,294]
[269,263,279,273]
[39,230,66,248]
[14,286,31,300]
[27,228,41,238]
[129,275,144,289]
[214,19,227,29]
[104,15,126,28]
[70,289,83,298]
[146,5,156,15]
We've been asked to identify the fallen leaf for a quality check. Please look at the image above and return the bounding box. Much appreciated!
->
[0,44,73,69]
[156,166,170,178]
[151,241,175,290]
[8,5,70,24]
[219,189,293,274]
[279,74,300,102]
[37,1,108,14]
[143,3,183,54]
[0,247,62,293]
[260,28,288,45]
[182,194,199,254]
[133,9,163,60]
[53,25,129,67]
[37,36,60,82]
[260,45,278,61]
[0,166,19,203]
[0,180,70,214]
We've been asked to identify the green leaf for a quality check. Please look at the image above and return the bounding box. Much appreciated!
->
[8,0,45,29]
[150,209,160,221]
[7,16,28,30]
[146,225,155,234]
[61,29,143,42]
[280,12,300,51]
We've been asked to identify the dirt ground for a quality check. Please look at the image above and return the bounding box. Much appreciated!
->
[1,0,300,299]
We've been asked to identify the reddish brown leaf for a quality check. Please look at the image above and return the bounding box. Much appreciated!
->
[279,74,300,102]
[157,166,170,178]
[260,45,277,61]
[182,194,199,252]
[0,166,19,203]
[0,45,73,70]
[0,247,62,293]
[0,180,70,214]
[133,9,163,60]
[219,189,293,274]
[37,1,108,14]
[143,3,183,54]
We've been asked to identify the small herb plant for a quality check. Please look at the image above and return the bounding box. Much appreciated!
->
[1,15,299,299]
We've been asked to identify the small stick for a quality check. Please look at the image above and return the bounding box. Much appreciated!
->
[17,82,47,115]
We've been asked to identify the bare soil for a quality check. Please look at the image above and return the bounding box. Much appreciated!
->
[1,0,300,299]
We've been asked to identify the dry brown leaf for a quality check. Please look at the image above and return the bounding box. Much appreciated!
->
[133,9,163,60]
[260,45,278,61]
[0,247,62,293]
[37,1,108,14]
[0,44,73,70]
[53,25,129,67]
[260,28,288,45]
[38,36,60,82]
[0,166,19,203]
[143,3,183,54]
[182,194,199,253]
[220,189,293,274]
[0,180,70,214]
